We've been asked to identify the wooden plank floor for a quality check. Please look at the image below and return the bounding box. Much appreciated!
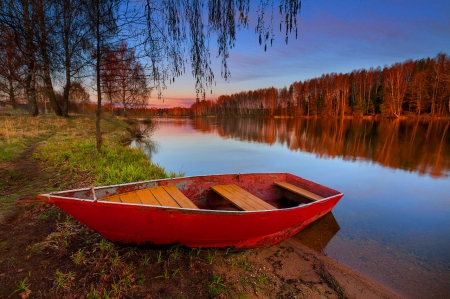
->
[101,186,198,209]
[274,182,323,201]
[211,184,276,211]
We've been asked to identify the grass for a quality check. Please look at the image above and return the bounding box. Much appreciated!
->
[10,277,30,297]
[206,248,218,264]
[1,113,174,189]
[208,274,226,296]
[54,269,76,291]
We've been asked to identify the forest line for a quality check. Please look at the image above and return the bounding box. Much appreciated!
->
[188,53,450,118]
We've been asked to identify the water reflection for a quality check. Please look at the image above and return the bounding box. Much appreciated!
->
[131,138,160,161]
[294,212,340,252]
[188,118,450,177]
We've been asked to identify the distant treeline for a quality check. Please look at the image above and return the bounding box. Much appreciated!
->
[10,53,448,118]
[188,53,450,118]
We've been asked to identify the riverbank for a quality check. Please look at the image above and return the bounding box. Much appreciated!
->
[0,113,405,298]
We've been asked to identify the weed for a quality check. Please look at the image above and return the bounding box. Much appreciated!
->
[189,247,202,260]
[10,277,30,297]
[156,269,169,279]
[254,275,269,285]
[27,243,43,254]
[172,268,183,278]
[112,252,120,266]
[137,273,146,285]
[206,248,218,264]
[141,255,150,266]
[208,275,226,296]
[103,289,113,299]
[240,257,250,271]
[156,250,162,264]
[241,277,250,286]
[99,239,114,252]
[37,213,49,220]
[54,269,75,291]
[127,247,136,257]
[170,244,182,260]
[189,248,196,261]
[111,279,120,293]
[63,216,72,227]
[72,249,86,265]
[231,258,239,267]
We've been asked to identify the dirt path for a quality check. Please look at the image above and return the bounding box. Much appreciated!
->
[0,142,44,224]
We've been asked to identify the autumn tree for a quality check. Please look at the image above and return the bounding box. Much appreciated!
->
[0,29,25,108]
[70,81,90,112]
[54,0,92,117]
[100,43,150,116]
[86,0,120,149]
[0,0,41,116]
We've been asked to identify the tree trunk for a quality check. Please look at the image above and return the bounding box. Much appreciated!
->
[61,10,72,118]
[42,67,63,116]
[37,0,63,116]
[22,0,38,116]
[8,77,17,109]
[95,0,102,150]
[25,59,38,116]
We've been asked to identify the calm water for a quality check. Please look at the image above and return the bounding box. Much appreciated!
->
[132,117,450,298]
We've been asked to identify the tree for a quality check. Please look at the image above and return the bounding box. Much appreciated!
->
[144,0,302,100]
[86,0,119,149]
[100,43,150,116]
[70,81,90,112]
[100,45,120,116]
[114,43,150,115]
[0,29,25,108]
[55,0,92,117]
[0,0,41,116]
[0,0,92,116]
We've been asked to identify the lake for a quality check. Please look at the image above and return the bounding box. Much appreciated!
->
[132,117,450,298]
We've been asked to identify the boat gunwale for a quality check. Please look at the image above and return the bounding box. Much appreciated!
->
[41,172,342,196]
[41,193,344,214]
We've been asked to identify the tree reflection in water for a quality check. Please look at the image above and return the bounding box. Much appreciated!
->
[131,136,161,161]
[189,117,450,178]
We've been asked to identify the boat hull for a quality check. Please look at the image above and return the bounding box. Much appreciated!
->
[39,173,343,248]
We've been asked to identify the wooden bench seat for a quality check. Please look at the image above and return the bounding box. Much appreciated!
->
[210,184,276,211]
[274,181,323,201]
[101,185,198,209]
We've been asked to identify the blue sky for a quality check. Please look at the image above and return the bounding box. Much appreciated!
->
[150,0,450,108]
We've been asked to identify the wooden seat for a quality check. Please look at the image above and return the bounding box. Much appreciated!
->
[274,182,323,201]
[210,184,276,211]
[101,185,198,209]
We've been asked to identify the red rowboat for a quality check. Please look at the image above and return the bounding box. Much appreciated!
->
[32,173,343,248]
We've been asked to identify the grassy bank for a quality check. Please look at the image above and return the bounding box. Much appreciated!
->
[0,112,170,202]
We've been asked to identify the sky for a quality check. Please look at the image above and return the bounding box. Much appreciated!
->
[149,0,450,108]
